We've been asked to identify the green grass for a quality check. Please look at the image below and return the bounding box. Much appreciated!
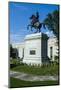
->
[10,77,59,88]
[11,63,59,76]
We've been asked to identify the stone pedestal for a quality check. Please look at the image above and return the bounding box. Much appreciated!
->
[23,33,48,65]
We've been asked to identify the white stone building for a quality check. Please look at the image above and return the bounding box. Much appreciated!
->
[48,36,59,61]
[12,33,59,65]
[12,42,24,59]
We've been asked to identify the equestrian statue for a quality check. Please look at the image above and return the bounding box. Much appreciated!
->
[27,12,46,33]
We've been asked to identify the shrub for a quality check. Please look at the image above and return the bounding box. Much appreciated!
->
[54,56,59,62]
[10,59,20,68]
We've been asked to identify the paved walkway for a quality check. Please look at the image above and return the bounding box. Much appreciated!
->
[10,71,58,81]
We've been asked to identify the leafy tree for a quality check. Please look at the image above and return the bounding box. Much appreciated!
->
[10,44,18,59]
[44,10,59,39]
[12,48,18,59]
[10,44,13,58]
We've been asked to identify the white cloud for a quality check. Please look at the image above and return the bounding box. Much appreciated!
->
[45,31,54,37]
[45,31,50,35]
[10,33,24,44]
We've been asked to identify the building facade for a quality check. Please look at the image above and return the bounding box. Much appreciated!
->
[48,37,59,62]
[12,42,24,59]
[12,33,59,65]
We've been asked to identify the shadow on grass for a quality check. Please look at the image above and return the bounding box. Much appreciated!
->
[9,77,59,88]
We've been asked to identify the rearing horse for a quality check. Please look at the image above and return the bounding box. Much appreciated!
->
[27,12,46,33]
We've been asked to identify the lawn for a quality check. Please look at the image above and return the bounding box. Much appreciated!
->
[10,77,59,88]
[11,63,59,76]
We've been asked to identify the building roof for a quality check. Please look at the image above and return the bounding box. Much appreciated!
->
[25,33,48,40]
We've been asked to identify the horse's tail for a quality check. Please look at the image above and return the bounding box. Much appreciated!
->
[42,23,46,29]
[27,25,29,30]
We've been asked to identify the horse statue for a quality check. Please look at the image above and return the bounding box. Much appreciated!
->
[27,12,46,33]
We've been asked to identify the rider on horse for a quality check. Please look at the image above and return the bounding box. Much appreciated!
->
[30,12,40,27]
[27,12,46,32]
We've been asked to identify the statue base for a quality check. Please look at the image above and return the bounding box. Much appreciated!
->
[23,32,48,65]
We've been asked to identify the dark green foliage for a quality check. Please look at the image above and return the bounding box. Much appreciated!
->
[54,56,59,64]
[54,56,59,60]
[44,10,59,39]
[12,48,18,58]
[10,44,18,59]
[10,44,13,58]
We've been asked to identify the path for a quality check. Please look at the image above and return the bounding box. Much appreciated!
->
[10,71,58,81]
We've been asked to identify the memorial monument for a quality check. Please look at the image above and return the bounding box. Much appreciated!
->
[23,33,48,65]
[23,12,48,65]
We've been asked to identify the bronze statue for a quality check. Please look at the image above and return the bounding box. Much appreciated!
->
[27,12,45,33]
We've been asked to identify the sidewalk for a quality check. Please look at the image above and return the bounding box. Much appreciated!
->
[10,71,58,81]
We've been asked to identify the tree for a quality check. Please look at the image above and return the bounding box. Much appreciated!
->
[10,44,13,58]
[44,10,59,39]
[12,48,18,59]
[10,44,18,59]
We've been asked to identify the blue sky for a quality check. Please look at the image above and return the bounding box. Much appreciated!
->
[9,2,59,44]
